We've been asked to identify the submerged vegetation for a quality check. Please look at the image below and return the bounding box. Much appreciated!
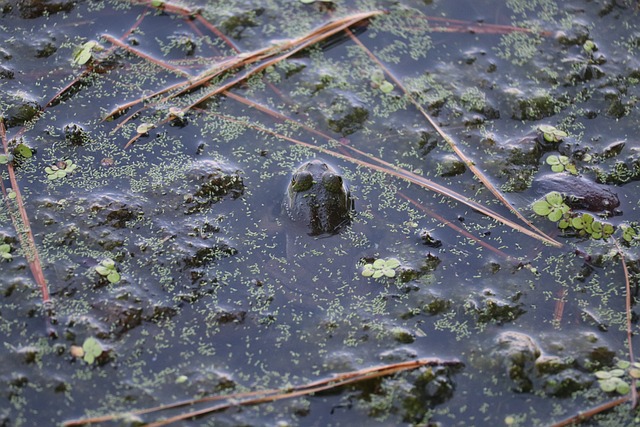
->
[1,0,640,426]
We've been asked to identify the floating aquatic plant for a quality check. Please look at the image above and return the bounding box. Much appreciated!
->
[14,142,33,159]
[594,360,640,395]
[538,124,567,143]
[0,244,12,260]
[532,191,570,222]
[370,69,394,94]
[45,160,78,180]
[621,225,638,243]
[546,155,576,174]
[535,195,615,240]
[362,258,401,278]
[0,153,13,164]
[72,41,102,66]
[81,337,104,364]
[95,258,121,284]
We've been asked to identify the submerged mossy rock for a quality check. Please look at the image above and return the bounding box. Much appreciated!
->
[541,368,593,397]
[325,94,369,136]
[182,159,244,214]
[492,331,541,392]
[3,90,41,128]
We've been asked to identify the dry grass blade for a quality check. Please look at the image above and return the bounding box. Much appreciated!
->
[107,10,384,144]
[0,122,50,304]
[63,357,461,426]
[614,239,638,408]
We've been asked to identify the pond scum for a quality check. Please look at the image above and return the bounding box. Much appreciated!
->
[1,0,640,425]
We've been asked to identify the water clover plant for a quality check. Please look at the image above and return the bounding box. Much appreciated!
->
[594,360,640,395]
[621,225,638,243]
[362,258,401,278]
[534,194,615,240]
[45,160,78,180]
[568,214,615,240]
[370,69,394,94]
[95,258,121,283]
[538,124,567,143]
[0,244,12,260]
[82,337,103,364]
[532,191,570,222]
[546,155,577,174]
[72,41,102,66]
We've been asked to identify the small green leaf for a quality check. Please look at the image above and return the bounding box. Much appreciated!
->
[616,381,631,394]
[629,368,640,378]
[102,259,115,269]
[372,270,384,279]
[546,192,564,206]
[82,337,103,364]
[603,224,614,236]
[370,69,385,85]
[95,266,111,276]
[362,265,374,277]
[546,155,560,165]
[74,49,92,65]
[595,371,612,379]
[609,369,625,377]
[0,244,10,253]
[551,164,564,172]
[532,200,552,216]
[385,258,401,269]
[379,81,394,93]
[571,217,584,229]
[14,143,33,158]
[382,268,396,278]
[373,259,386,269]
[548,209,563,222]
[599,379,616,392]
[107,271,121,283]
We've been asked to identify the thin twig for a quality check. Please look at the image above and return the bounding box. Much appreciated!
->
[549,395,630,427]
[63,357,461,426]
[614,238,638,408]
[0,122,50,311]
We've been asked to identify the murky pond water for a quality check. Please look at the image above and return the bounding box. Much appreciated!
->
[1,0,640,425]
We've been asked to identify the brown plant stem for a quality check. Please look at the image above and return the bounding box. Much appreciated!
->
[63,357,461,426]
[0,122,50,305]
[549,395,630,427]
